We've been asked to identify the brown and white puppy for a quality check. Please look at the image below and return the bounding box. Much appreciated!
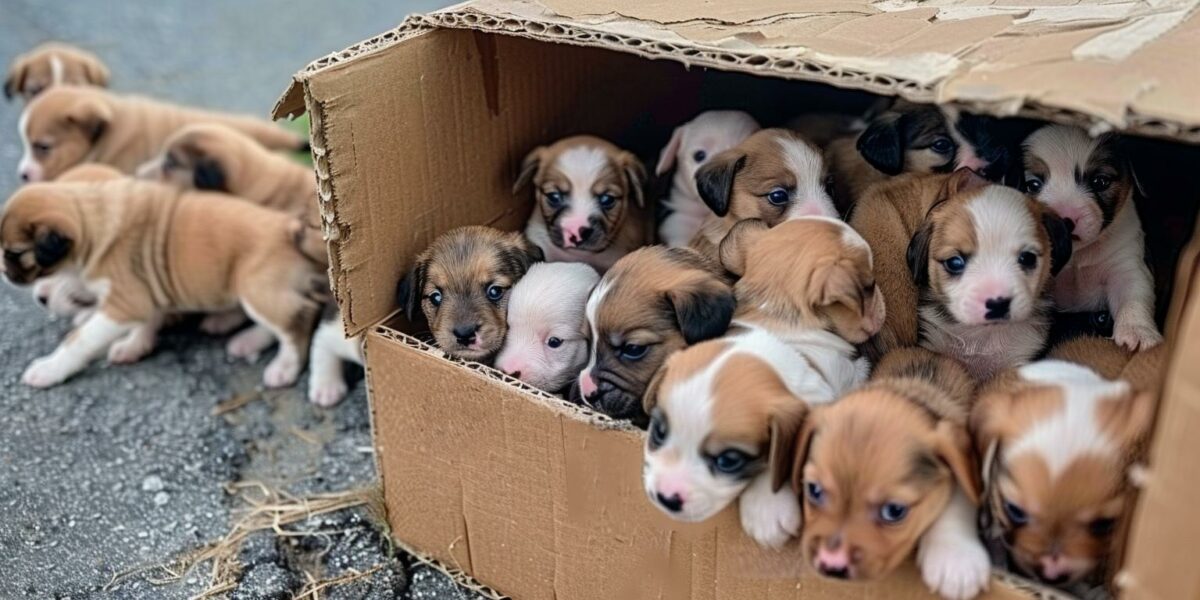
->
[655,110,760,247]
[576,246,734,424]
[795,347,988,600]
[137,122,319,227]
[5,42,109,101]
[1021,124,1161,351]
[971,358,1156,590]
[1,179,327,388]
[396,226,543,363]
[17,86,306,183]
[515,135,651,273]
[907,170,1073,380]
[691,128,837,258]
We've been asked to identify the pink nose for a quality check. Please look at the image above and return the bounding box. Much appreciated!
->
[559,216,591,248]
[816,544,851,578]
[579,370,598,398]
[1039,554,1072,581]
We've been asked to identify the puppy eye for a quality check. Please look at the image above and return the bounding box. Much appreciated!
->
[1089,517,1117,537]
[766,188,790,207]
[618,343,648,361]
[1023,176,1044,194]
[1003,499,1029,526]
[942,255,967,275]
[428,290,443,307]
[485,285,505,302]
[1090,174,1113,192]
[1018,251,1039,270]
[32,141,52,155]
[805,481,825,506]
[648,411,669,449]
[930,138,954,155]
[712,449,750,475]
[597,193,617,210]
[879,502,909,524]
[692,150,707,163]
[864,281,876,295]
[545,191,565,209]
[546,336,563,349]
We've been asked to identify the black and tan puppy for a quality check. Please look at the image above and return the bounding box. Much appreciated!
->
[396,226,543,363]
[5,42,109,101]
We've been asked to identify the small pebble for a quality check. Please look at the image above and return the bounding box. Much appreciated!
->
[141,475,164,493]
[153,492,170,506]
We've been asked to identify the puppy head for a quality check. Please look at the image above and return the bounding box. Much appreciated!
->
[18,86,113,183]
[0,184,82,285]
[576,246,735,422]
[907,170,1072,326]
[1021,125,1135,248]
[395,226,544,362]
[720,217,885,344]
[137,123,248,192]
[796,390,979,581]
[494,262,600,394]
[857,100,1011,182]
[695,128,837,223]
[971,361,1155,587]
[6,42,110,102]
[655,110,761,198]
[515,135,645,252]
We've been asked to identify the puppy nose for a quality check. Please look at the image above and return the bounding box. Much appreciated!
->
[984,296,1011,320]
[1063,218,1076,233]
[453,324,479,344]
[655,492,684,513]
[1037,554,1072,585]
[505,370,522,379]
[20,171,31,183]
[575,226,594,243]
[35,294,48,306]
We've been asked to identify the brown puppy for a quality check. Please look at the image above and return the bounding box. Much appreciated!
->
[795,347,989,600]
[396,226,542,363]
[17,86,305,183]
[137,123,319,227]
[1,179,326,389]
[5,42,109,101]
[1046,336,1132,380]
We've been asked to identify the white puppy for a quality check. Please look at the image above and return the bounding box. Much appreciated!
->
[307,305,363,407]
[494,262,599,394]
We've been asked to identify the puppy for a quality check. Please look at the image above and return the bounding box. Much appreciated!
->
[5,42,109,101]
[396,226,543,363]
[137,123,320,227]
[307,304,363,408]
[1,179,327,388]
[494,262,600,394]
[907,169,1073,380]
[795,347,988,600]
[972,359,1156,589]
[1020,124,1161,350]
[654,110,760,247]
[691,128,837,258]
[18,86,306,183]
[1045,336,1131,380]
[576,246,734,424]
[515,136,651,272]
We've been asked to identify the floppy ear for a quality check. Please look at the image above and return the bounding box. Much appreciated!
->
[33,223,73,268]
[856,113,905,176]
[809,260,860,311]
[82,55,111,88]
[1105,389,1158,451]
[619,150,647,208]
[666,279,735,344]
[192,158,228,191]
[502,233,545,273]
[1040,209,1073,276]
[513,147,544,194]
[655,125,684,176]
[695,151,745,217]
[67,97,112,143]
[717,218,767,277]
[768,404,807,493]
[943,167,991,198]
[642,364,668,415]
[907,220,933,286]
[933,420,982,505]
[4,57,28,100]
[396,261,428,321]
[789,414,819,496]
[969,386,1017,489]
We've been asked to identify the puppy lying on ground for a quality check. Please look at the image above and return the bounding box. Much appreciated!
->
[1021,124,1161,351]
[17,85,306,183]
[494,262,600,395]
[1,178,327,388]
[655,110,760,247]
[5,42,109,102]
[516,135,651,272]
[396,226,543,363]
[795,347,988,600]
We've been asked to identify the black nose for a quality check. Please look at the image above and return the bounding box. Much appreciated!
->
[576,226,594,243]
[1063,218,1076,233]
[985,297,1011,320]
[20,172,30,183]
[656,492,683,513]
[452,324,478,345]
[819,565,850,579]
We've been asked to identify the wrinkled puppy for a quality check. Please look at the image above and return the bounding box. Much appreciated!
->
[691,128,837,258]
[494,262,600,394]
[972,359,1156,590]
[397,226,543,363]
[5,42,109,101]
[576,246,734,424]
[1,179,327,388]
[18,86,306,183]
[795,347,988,600]
[1021,124,1161,351]
[655,110,761,247]
[516,135,651,272]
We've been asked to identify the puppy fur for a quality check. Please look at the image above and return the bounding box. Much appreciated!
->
[1021,124,1161,351]
[516,135,652,272]
[18,85,305,183]
[5,42,109,101]
[795,347,989,600]
[1046,336,1132,380]
[494,262,600,394]
[1,179,327,388]
[396,226,543,363]
[655,110,760,247]
[576,246,735,424]
[307,303,363,408]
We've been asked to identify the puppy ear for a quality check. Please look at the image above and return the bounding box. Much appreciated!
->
[856,113,905,176]
[942,167,991,199]
[619,150,647,208]
[969,384,1017,487]
[192,158,228,191]
[396,261,427,322]
[907,220,933,286]
[933,420,982,505]
[1103,389,1158,451]
[33,223,73,268]
[789,414,819,496]
[513,147,544,194]
[665,279,735,345]
[1040,209,1073,276]
[768,404,807,492]
[503,232,544,272]
[809,259,859,311]
[695,152,745,217]
[4,57,27,101]
[655,125,684,176]
[82,55,111,88]
[717,218,767,277]
[642,364,667,416]
[67,97,112,143]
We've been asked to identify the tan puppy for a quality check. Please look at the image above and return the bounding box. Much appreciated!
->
[795,347,988,600]
[137,123,319,227]
[5,42,109,101]
[1,179,326,388]
[18,86,306,183]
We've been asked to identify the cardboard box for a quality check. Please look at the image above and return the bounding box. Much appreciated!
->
[274,2,1200,598]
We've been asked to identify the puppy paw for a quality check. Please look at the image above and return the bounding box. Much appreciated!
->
[264,353,301,389]
[72,308,95,329]
[738,479,801,550]
[107,335,154,365]
[22,356,69,389]
[308,377,349,407]
[919,537,990,600]
[226,327,274,361]
[200,311,246,335]
[1114,320,1163,351]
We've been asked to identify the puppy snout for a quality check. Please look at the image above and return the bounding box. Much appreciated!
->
[452,323,480,346]
[20,171,31,183]
[655,491,684,513]
[35,292,48,306]
[816,541,852,579]
[984,296,1011,321]
[579,369,598,399]
[505,369,522,379]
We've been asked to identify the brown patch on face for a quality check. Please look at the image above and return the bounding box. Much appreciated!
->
[22,86,114,181]
[5,43,109,101]
[0,184,82,284]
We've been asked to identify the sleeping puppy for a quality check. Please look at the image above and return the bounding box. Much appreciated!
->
[137,123,319,227]
[396,226,543,363]
[494,262,600,394]
[17,86,306,183]
[795,347,988,600]
[691,128,837,258]
[576,246,734,424]
[5,42,109,101]
[515,135,651,272]
[1,179,327,388]
[1020,124,1161,351]
[655,110,760,247]
[307,304,363,407]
